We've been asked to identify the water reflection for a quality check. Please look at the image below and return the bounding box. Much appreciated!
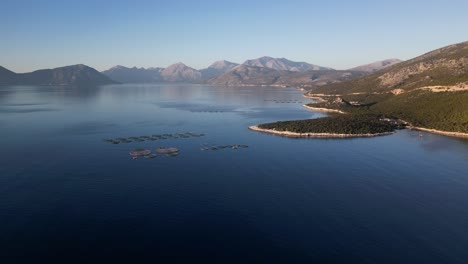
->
[0,107,59,114]
[157,101,240,113]
[417,132,468,151]
[58,121,119,135]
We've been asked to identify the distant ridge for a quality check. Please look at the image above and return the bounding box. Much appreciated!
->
[102,57,334,84]
[242,56,332,72]
[207,66,364,87]
[160,62,202,82]
[102,65,163,83]
[207,65,283,86]
[312,41,468,94]
[200,60,239,79]
[102,62,206,83]
[0,66,17,85]
[0,64,116,86]
[348,59,402,73]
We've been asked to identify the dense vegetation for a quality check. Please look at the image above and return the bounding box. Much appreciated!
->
[373,91,468,132]
[258,114,397,134]
[304,90,468,133]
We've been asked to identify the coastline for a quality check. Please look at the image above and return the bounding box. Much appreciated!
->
[409,126,468,138]
[302,104,346,114]
[303,95,327,103]
[248,125,394,138]
[302,97,468,139]
[235,88,468,139]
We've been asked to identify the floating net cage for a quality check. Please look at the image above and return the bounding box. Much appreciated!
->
[200,144,249,151]
[143,154,157,159]
[165,152,179,157]
[129,148,152,157]
[104,132,205,144]
[156,147,179,154]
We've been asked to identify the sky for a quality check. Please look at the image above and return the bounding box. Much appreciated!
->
[2,0,467,72]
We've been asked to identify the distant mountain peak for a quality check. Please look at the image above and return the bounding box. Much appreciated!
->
[209,60,237,68]
[0,66,18,85]
[0,64,116,86]
[199,60,239,80]
[102,65,164,83]
[63,64,89,70]
[161,63,201,82]
[259,56,274,60]
[0,65,16,74]
[109,65,127,70]
[242,57,332,72]
[349,59,402,73]
[170,62,187,67]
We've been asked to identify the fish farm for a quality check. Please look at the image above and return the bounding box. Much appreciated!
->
[103,133,250,159]
[156,147,180,157]
[156,147,179,154]
[200,144,249,151]
[102,132,205,144]
[127,147,181,160]
[129,148,152,158]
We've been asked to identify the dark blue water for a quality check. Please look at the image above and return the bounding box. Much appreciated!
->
[1,84,467,263]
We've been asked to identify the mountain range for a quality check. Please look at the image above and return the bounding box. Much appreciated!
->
[207,67,369,87]
[0,57,402,87]
[100,57,399,86]
[101,66,163,83]
[241,56,331,72]
[101,60,237,83]
[0,64,116,86]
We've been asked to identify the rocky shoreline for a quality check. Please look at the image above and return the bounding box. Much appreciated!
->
[409,126,468,138]
[302,96,468,139]
[302,104,346,114]
[248,125,394,138]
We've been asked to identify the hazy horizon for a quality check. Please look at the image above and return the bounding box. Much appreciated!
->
[2,0,468,73]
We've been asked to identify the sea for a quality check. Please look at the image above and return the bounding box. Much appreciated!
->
[1,84,467,263]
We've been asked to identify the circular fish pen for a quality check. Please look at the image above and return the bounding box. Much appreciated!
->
[129,148,152,157]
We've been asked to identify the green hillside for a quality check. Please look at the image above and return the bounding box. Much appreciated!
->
[303,89,468,133]
[264,41,468,135]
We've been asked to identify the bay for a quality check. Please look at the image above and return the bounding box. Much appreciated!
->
[1,84,467,263]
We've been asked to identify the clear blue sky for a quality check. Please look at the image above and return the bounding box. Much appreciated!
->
[2,0,467,72]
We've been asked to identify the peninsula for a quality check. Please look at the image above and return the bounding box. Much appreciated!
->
[250,41,468,139]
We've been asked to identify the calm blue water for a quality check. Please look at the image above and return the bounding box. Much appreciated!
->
[1,84,467,263]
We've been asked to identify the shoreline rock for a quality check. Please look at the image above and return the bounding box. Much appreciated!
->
[409,126,468,138]
[302,104,346,114]
[248,125,394,139]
